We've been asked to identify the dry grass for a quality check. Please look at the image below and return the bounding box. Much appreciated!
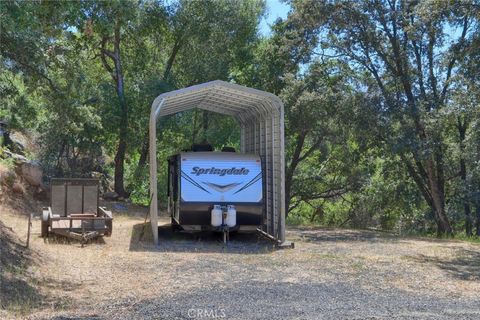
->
[1,204,480,319]
[0,212,44,318]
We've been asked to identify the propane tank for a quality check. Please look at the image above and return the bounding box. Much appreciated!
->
[226,205,237,227]
[211,205,222,227]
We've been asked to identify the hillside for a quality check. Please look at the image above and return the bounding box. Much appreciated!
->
[0,212,42,317]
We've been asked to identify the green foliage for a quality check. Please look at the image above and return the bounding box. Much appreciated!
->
[0,0,479,238]
[280,0,480,235]
[0,68,39,129]
[0,146,16,170]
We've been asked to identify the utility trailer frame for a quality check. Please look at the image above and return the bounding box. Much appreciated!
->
[41,178,113,245]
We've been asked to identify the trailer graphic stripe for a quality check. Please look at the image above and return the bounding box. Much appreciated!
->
[181,171,211,193]
[202,182,242,193]
[233,172,262,194]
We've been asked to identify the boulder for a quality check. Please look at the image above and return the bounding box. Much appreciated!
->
[33,185,49,200]
[12,182,24,194]
[0,165,16,187]
[9,132,27,155]
[3,150,28,163]
[20,160,43,187]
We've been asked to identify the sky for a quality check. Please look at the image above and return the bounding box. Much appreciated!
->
[259,0,290,36]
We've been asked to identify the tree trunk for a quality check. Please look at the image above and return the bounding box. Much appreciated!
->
[113,56,128,196]
[137,131,149,170]
[100,20,128,197]
[408,112,452,236]
[191,109,199,145]
[424,157,452,236]
[464,196,473,236]
[476,204,480,236]
[285,132,307,216]
[404,153,452,236]
[114,133,127,196]
[113,63,128,196]
[457,117,472,236]
[202,110,209,142]
[460,150,472,236]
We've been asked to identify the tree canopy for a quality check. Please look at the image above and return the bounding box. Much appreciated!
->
[1,0,479,237]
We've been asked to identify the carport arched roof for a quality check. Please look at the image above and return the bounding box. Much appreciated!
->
[150,80,283,123]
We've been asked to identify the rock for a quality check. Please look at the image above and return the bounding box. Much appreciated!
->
[20,160,43,187]
[3,150,28,163]
[33,185,48,200]
[0,166,16,187]
[103,191,119,201]
[91,171,104,179]
[0,128,5,147]
[12,182,24,194]
[9,132,27,155]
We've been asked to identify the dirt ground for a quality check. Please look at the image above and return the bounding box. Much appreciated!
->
[1,202,480,320]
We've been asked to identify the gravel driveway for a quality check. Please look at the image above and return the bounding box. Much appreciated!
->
[2,209,480,320]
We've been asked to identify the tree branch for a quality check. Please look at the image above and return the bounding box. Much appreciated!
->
[401,153,433,207]
[298,136,323,162]
[100,37,116,81]
[440,16,469,104]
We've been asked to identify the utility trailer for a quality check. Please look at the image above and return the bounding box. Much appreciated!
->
[167,149,263,241]
[41,178,113,245]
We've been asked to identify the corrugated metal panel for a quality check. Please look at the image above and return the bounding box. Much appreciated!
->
[149,80,285,245]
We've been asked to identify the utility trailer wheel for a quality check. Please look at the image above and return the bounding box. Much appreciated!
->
[41,221,49,238]
[41,210,49,238]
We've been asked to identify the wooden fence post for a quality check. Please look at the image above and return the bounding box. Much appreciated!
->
[26,213,32,248]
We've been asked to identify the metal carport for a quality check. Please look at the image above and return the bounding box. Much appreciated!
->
[149,80,285,245]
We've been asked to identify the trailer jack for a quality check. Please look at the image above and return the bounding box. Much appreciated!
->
[221,211,229,244]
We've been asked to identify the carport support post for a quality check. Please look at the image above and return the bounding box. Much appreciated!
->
[149,103,160,245]
[279,105,286,244]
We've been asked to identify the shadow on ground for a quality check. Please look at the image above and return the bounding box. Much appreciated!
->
[0,220,78,316]
[128,221,276,254]
[47,316,103,320]
[42,234,106,247]
[287,227,392,243]
[0,220,44,314]
[408,248,480,281]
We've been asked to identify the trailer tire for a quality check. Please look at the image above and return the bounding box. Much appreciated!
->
[41,220,49,238]
[41,210,49,238]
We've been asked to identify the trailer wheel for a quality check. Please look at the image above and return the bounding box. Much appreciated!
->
[41,220,49,238]
[41,210,49,238]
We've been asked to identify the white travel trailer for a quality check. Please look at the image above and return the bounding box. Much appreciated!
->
[168,150,263,233]
[149,80,290,247]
